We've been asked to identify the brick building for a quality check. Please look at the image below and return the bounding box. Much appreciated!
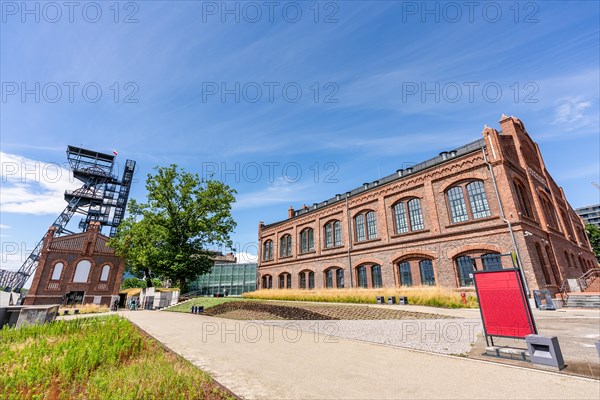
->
[24,222,124,306]
[257,116,597,296]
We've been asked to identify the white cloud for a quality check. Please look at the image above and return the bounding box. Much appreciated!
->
[0,152,80,215]
[0,225,9,229]
[553,97,594,128]
[233,178,313,210]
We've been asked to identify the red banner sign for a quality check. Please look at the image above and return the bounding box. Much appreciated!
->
[474,269,536,339]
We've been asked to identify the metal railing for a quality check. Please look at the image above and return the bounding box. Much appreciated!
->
[578,268,600,292]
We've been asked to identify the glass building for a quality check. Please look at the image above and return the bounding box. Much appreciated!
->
[188,263,257,296]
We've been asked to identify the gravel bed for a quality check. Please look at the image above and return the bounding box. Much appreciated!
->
[257,319,483,355]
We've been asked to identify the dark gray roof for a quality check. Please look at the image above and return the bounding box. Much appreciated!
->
[263,138,486,229]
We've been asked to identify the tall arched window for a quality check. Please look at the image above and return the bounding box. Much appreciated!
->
[299,272,307,289]
[280,234,292,257]
[419,260,435,286]
[324,220,342,248]
[299,228,315,253]
[325,269,334,288]
[482,254,502,271]
[100,264,110,282]
[455,256,475,287]
[514,181,533,218]
[262,275,273,289]
[308,271,315,289]
[535,243,551,284]
[262,240,273,261]
[278,273,291,289]
[447,181,491,223]
[371,265,382,288]
[398,261,412,286]
[355,211,377,242]
[560,210,575,240]
[336,269,344,288]
[73,259,91,283]
[393,199,424,234]
[466,181,491,219]
[357,265,368,288]
[539,193,558,229]
[51,262,64,281]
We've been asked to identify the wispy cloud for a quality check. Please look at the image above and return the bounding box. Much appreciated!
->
[553,97,594,129]
[233,178,313,210]
[0,152,80,215]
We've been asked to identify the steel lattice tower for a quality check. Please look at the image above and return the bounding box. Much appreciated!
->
[2,146,136,293]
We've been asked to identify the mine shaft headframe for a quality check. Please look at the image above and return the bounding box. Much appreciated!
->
[66,145,118,182]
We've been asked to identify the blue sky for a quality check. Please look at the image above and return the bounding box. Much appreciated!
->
[1,1,599,270]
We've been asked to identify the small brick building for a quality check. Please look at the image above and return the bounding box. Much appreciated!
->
[257,115,597,296]
[24,222,124,306]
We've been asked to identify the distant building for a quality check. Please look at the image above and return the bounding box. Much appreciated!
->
[575,204,600,228]
[257,116,596,296]
[24,222,124,306]
[188,263,257,296]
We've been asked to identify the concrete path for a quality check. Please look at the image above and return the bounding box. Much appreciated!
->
[123,311,600,400]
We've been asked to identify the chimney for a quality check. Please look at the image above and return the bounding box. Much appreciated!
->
[439,151,449,160]
[313,203,318,210]
[405,167,413,174]
[397,169,404,177]
[288,206,294,219]
[372,180,379,186]
[449,150,457,157]
[335,194,341,201]
[363,182,369,190]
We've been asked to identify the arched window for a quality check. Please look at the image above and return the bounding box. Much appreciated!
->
[466,181,491,219]
[262,275,273,289]
[545,246,561,285]
[357,265,368,288]
[564,251,572,270]
[299,272,307,289]
[447,181,491,223]
[73,259,91,283]
[419,260,435,286]
[482,254,502,271]
[355,211,377,242]
[539,193,558,229]
[262,240,273,261]
[371,265,382,288]
[100,264,110,282]
[560,210,575,240]
[325,269,334,288]
[324,220,342,248]
[51,262,64,281]
[308,271,315,289]
[280,234,292,258]
[456,256,475,287]
[398,261,412,286]
[278,273,291,289]
[336,269,345,288]
[535,244,551,284]
[299,228,315,254]
[393,199,424,234]
[514,181,533,218]
[448,186,469,223]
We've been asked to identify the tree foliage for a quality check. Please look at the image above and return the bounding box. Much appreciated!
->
[110,165,236,291]
[585,224,600,263]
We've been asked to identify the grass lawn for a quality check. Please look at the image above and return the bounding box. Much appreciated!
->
[166,296,246,313]
[0,315,235,400]
[243,287,479,308]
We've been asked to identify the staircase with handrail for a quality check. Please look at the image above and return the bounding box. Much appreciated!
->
[562,268,600,308]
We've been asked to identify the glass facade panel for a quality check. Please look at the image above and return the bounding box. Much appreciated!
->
[419,260,435,286]
[408,199,424,230]
[448,186,469,223]
[188,263,257,296]
[456,256,475,287]
[467,181,491,219]
[398,261,412,286]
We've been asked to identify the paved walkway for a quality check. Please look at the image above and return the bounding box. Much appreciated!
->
[123,311,599,400]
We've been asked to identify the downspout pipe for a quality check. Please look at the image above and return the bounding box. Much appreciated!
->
[482,148,531,297]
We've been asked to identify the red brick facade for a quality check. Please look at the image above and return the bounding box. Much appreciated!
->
[24,222,124,306]
[257,116,597,296]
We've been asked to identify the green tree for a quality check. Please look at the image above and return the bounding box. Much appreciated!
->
[585,224,600,263]
[110,165,236,292]
[121,277,147,289]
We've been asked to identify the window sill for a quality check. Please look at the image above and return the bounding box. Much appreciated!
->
[445,216,496,228]
[390,229,430,239]
[354,238,381,245]
[278,255,293,260]
[322,245,345,252]
[298,250,316,256]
